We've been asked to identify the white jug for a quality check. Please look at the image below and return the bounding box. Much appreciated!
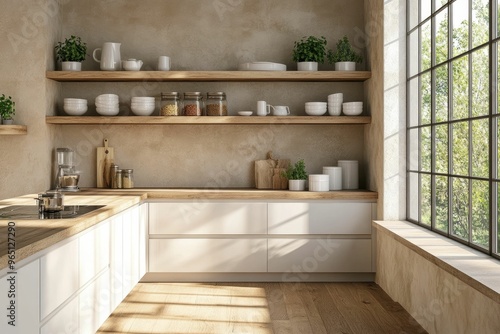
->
[93,42,121,71]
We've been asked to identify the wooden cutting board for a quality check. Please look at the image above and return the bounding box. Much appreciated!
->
[255,151,290,189]
[96,138,114,188]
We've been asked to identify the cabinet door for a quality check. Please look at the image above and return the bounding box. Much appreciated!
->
[79,269,111,334]
[268,202,372,235]
[139,203,148,279]
[40,237,79,320]
[268,238,372,273]
[149,238,267,272]
[123,205,140,294]
[79,220,110,287]
[149,202,267,234]
[109,213,124,309]
[40,295,79,334]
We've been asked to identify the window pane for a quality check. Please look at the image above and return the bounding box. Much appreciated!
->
[436,175,449,232]
[452,55,469,120]
[409,30,419,77]
[435,7,449,64]
[472,0,489,48]
[421,174,432,226]
[472,118,489,178]
[497,42,500,114]
[453,0,469,56]
[408,0,419,31]
[435,124,449,174]
[421,72,432,124]
[472,180,489,248]
[408,172,420,221]
[409,128,419,171]
[421,0,432,21]
[452,177,470,240]
[421,20,432,71]
[409,78,419,127]
[452,121,470,176]
[435,64,449,123]
[421,126,432,172]
[472,47,489,117]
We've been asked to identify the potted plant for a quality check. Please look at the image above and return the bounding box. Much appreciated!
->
[55,35,87,71]
[283,159,308,191]
[327,35,363,71]
[292,36,327,71]
[0,94,15,125]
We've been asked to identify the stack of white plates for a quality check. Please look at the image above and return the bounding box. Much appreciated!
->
[63,98,87,115]
[95,94,119,116]
[131,97,155,116]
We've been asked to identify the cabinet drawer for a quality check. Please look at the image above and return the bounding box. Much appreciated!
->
[268,238,372,273]
[79,221,110,287]
[149,202,267,234]
[40,295,78,334]
[149,238,267,272]
[268,202,373,235]
[80,269,111,334]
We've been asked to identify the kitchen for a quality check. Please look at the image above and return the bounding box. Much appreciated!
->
[0,0,499,333]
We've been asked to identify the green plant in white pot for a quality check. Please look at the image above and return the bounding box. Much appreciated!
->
[0,94,15,125]
[292,36,327,71]
[283,159,308,191]
[55,35,87,71]
[328,35,363,71]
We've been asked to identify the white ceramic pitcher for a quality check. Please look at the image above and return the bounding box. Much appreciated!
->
[93,42,122,71]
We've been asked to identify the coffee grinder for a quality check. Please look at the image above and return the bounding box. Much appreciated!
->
[55,148,80,192]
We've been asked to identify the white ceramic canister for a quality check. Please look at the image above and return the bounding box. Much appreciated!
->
[322,166,342,190]
[308,174,329,192]
[337,160,359,189]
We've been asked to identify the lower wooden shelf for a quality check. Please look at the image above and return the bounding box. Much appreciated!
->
[45,116,371,125]
[0,125,27,135]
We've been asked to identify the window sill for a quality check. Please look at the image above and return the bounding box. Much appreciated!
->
[373,220,500,303]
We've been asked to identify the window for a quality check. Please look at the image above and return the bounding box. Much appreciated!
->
[407,0,500,257]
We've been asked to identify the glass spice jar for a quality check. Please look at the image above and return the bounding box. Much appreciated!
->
[122,169,134,189]
[206,92,227,116]
[160,92,182,116]
[115,169,123,189]
[183,92,204,116]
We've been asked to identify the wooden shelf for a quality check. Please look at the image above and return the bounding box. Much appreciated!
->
[0,125,27,135]
[46,70,372,82]
[45,116,371,125]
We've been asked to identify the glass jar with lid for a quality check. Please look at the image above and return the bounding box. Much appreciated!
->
[122,169,134,189]
[206,92,227,116]
[160,92,182,116]
[183,92,204,116]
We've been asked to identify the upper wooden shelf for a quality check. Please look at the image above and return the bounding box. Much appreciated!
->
[46,71,372,82]
[45,116,371,125]
[0,125,27,135]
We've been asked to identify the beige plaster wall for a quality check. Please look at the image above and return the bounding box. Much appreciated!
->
[55,0,370,188]
[0,0,60,200]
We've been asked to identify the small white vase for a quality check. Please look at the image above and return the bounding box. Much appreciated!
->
[335,61,356,71]
[61,61,82,71]
[297,62,318,71]
[289,179,306,191]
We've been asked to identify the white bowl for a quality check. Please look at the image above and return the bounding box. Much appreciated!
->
[305,108,327,116]
[305,102,327,107]
[131,102,156,106]
[131,104,155,116]
[96,103,119,109]
[64,98,87,104]
[96,106,119,116]
[342,108,363,116]
[96,94,118,99]
[64,104,88,115]
[238,111,253,116]
[328,105,342,116]
[343,102,363,108]
[132,97,155,101]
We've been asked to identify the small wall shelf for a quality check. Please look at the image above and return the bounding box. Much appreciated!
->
[0,125,27,135]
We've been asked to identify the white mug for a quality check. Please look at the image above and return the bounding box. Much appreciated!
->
[157,56,171,71]
[273,105,290,116]
[93,42,121,71]
[257,101,273,116]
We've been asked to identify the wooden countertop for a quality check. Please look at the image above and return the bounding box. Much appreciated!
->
[0,188,377,271]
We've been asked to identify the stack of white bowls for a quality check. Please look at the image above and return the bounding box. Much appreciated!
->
[131,97,155,116]
[342,102,363,116]
[305,102,327,116]
[328,93,343,116]
[95,94,119,116]
[63,98,88,116]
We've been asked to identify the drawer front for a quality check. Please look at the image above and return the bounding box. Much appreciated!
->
[268,238,372,273]
[149,238,267,272]
[79,221,110,287]
[268,202,372,235]
[149,202,267,234]
[40,295,79,334]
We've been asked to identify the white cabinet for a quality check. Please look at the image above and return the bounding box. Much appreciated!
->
[40,296,79,334]
[79,269,111,334]
[122,205,140,293]
[149,238,267,272]
[110,213,124,308]
[79,220,110,287]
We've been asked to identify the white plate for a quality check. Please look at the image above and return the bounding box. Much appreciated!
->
[238,111,253,116]
[238,62,287,71]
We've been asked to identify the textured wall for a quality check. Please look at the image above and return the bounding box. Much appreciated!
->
[54,0,369,188]
[0,0,60,200]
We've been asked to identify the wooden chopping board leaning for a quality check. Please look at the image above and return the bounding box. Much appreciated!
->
[96,138,114,188]
[255,151,290,189]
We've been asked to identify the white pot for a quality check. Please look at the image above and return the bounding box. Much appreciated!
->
[2,119,13,125]
[61,61,82,71]
[297,62,318,71]
[335,61,356,71]
[288,179,306,191]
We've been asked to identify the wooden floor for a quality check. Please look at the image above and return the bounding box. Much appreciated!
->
[97,282,427,334]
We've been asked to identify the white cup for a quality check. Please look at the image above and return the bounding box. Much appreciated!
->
[273,105,290,116]
[323,166,342,190]
[257,101,272,116]
[157,56,171,71]
[338,160,359,189]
